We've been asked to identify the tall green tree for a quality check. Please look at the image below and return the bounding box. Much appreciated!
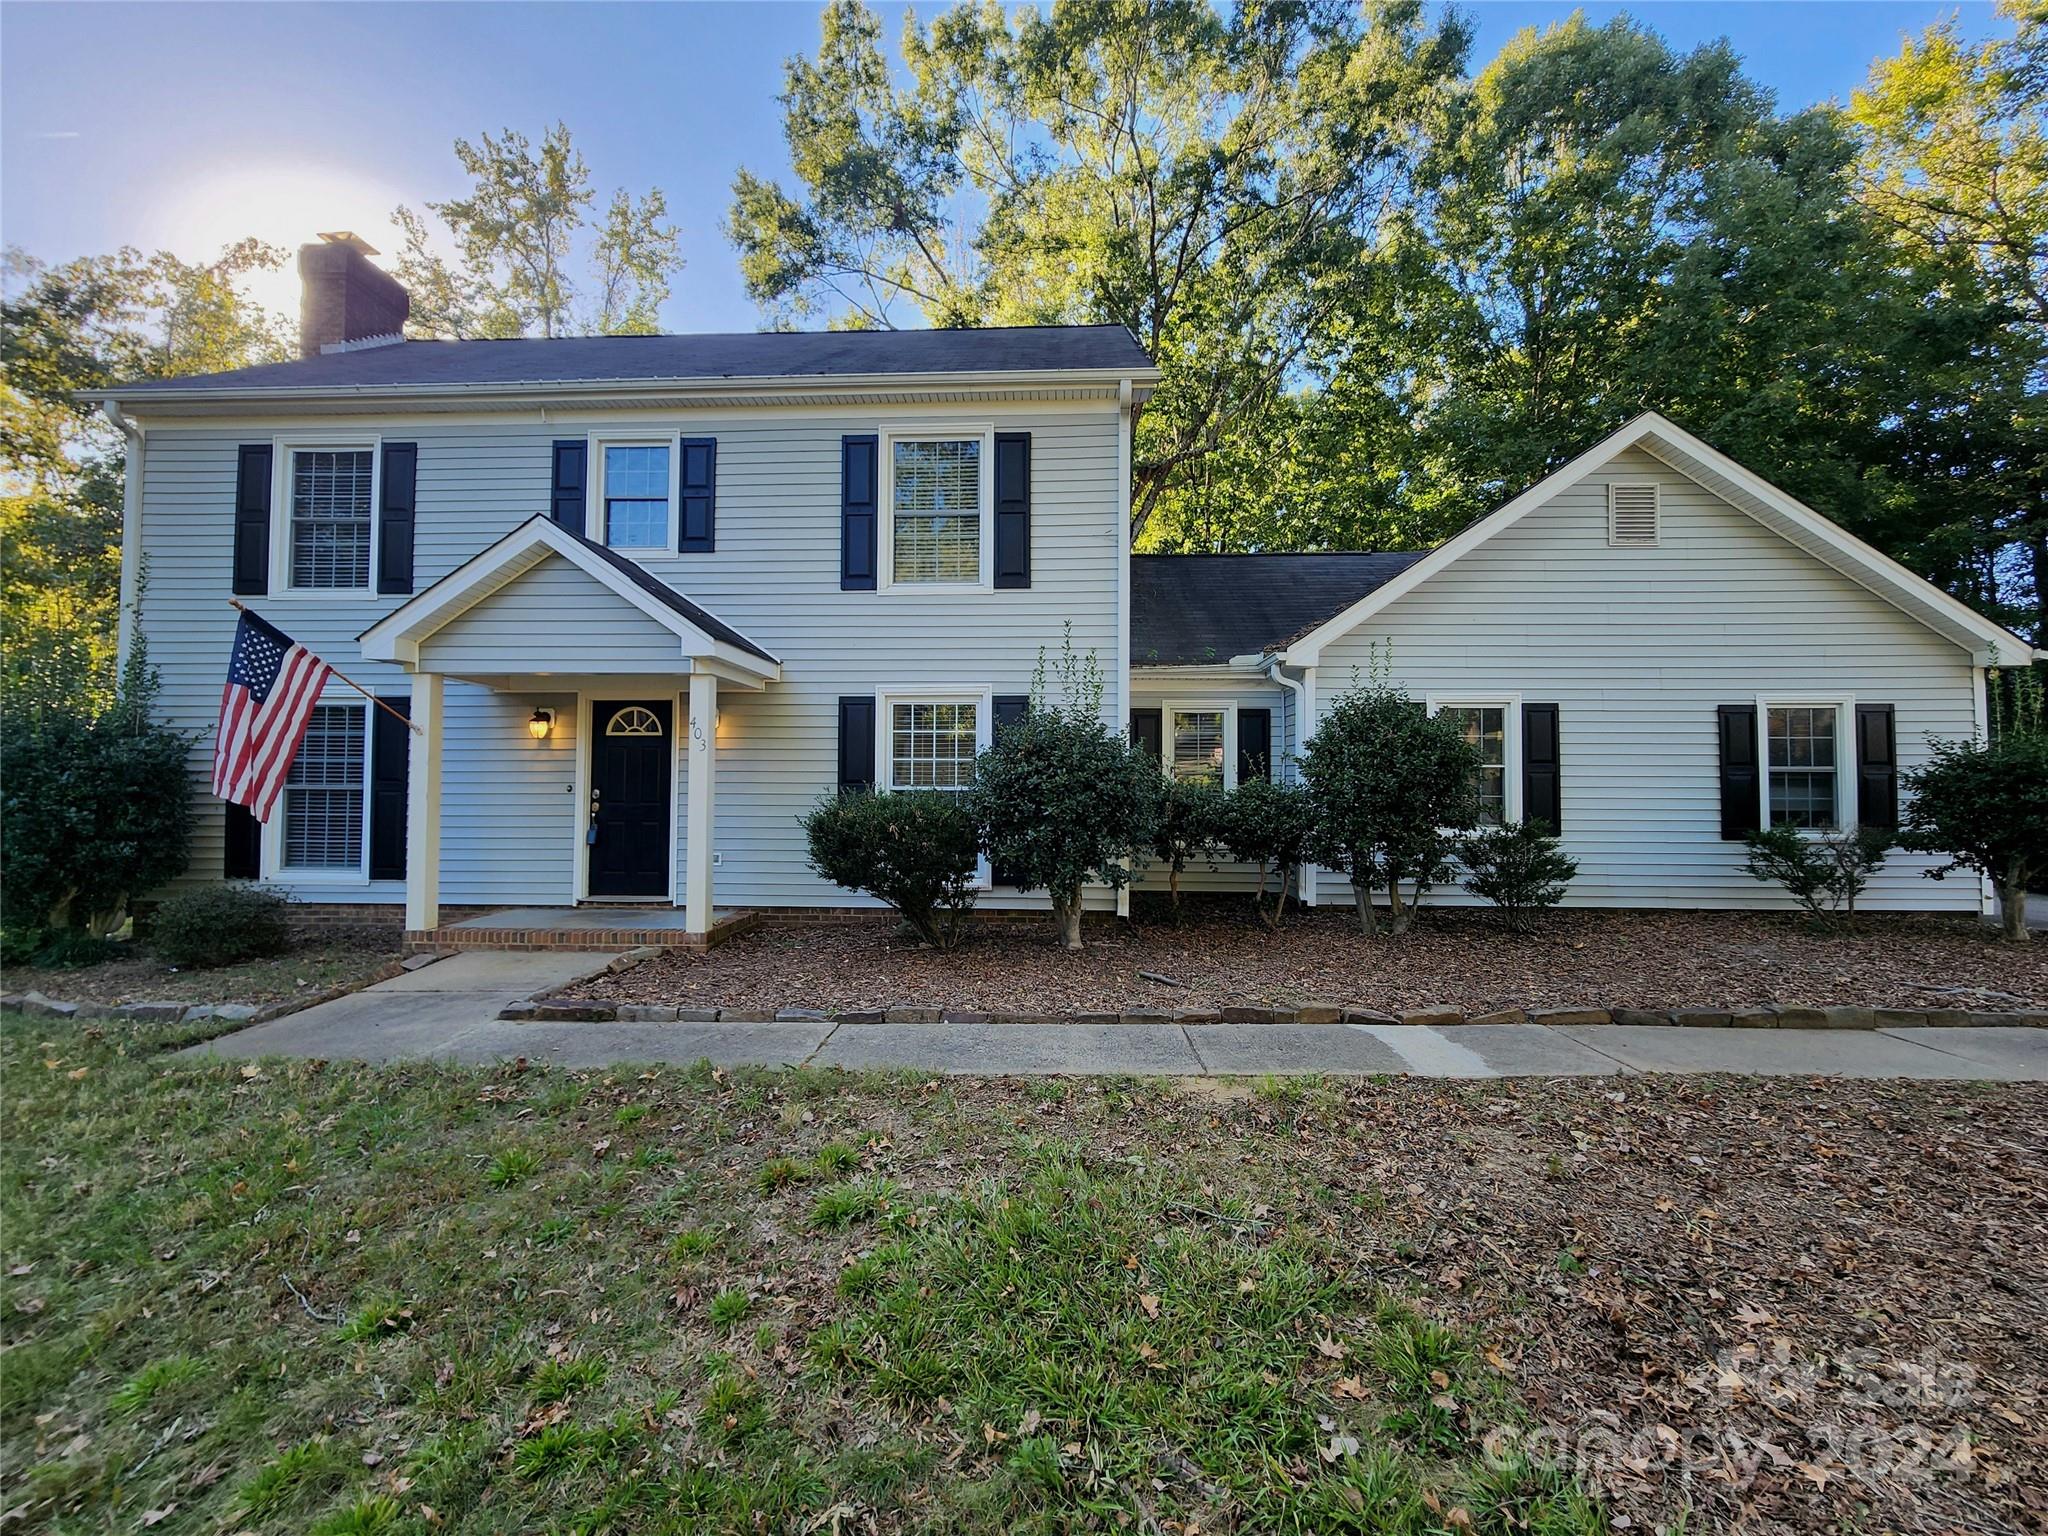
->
[393,123,684,339]
[728,0,1469,539]
[1,241,292,713]
[1850,0,2048,641]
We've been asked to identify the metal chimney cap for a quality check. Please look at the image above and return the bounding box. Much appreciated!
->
[315,231,380,257]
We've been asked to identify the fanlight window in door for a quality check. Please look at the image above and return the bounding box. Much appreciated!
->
[606,706,665,738]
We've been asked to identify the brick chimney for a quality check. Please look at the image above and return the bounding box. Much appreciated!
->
[297,232,409,358]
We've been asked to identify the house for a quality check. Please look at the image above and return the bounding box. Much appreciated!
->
[95,234,2041,945]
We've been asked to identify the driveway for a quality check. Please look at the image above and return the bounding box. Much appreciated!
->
[182,952,2048,1081]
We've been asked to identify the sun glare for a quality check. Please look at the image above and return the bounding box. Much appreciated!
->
[143,160,413,319]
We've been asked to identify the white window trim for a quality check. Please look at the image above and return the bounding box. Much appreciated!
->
[1162,700,1240,791]
[260,689,394,884]
[585,431,682,555]
[876,685,993,887]
[1755,695,1854,836]
[1425,694,1523,826]
[876,422,996,594]
[271,433,382,598]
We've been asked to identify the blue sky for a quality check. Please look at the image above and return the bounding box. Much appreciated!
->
[0,1,2009,332]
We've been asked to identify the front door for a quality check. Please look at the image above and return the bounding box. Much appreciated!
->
[588,700,672,898]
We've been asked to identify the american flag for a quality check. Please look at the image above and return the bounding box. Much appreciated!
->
[212,608,335,821]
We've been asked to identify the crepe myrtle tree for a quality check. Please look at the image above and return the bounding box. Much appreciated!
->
[1302,680,1481,937]
[971,639,1158,951]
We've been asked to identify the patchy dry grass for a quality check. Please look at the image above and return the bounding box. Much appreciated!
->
[4,1015,2041,1534]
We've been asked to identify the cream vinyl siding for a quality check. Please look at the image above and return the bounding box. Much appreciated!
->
[131,403,1122,910]
[1308,448,1979,912]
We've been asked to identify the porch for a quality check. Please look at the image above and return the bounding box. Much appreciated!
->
[408,906,763,954]
[357,516,783,942]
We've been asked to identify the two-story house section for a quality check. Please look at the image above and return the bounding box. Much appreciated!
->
[95,234,2041,944]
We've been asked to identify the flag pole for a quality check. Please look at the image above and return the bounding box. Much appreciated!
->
[227,599,423,736]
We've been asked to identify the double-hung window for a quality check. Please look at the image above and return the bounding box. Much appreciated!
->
[1169,708,1228,787]
[281,702,367,871]
[884,429,991,588]
[888,699,980,790]
[287,447,375,590]
[1428,697,1520,827]
[600,443,673,551]
[1763,702,1844,830]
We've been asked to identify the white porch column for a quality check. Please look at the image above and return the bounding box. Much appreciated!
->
[405,672,443,932]
[685,670,717,934]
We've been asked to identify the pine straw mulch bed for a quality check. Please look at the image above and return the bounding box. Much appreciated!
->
[572,905,2048,1016]
[3,939,401,1007]
[1317,1071,2048,1532]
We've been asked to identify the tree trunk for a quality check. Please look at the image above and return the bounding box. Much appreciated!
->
[1386,876,1414,938]
[1051,888,1085,951]
[1997,873,2032,943]
[1351,864,1379,938]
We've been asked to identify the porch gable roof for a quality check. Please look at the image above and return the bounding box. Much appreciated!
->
[357,515,781,680]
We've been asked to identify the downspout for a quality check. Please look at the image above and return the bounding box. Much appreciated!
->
[102,401,145,671]
[1116,377,1135,920]
[1263,655,1317,906]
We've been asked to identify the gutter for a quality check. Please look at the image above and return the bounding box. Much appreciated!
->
[83,363,1164,411]
[101,401,144,669]
[1261,654,1317,905]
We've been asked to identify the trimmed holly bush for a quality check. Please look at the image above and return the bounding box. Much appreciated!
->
[1741,823,1892,928]
[1457,821,1579,932]
[970,643,1157,950]
[1148,774,1225,916]
[1302,681,1480,937]
[149,885,294,970]
[1217,777,1318,929]
[802,789,980,950]
[1901,731,2048,942]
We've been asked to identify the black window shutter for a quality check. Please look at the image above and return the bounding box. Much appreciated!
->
[994,432,1031,589]
[1522,703,1561,832]
[1238,707,1272,783]
[550,441,587,532]
[232,444,272,595]
[679,437,716,553]
[1855,703,1898,830]
[841,435,878,590]
[368,696,411,880]
[837,696,876,790]
[1130,708,1163,766]
[990,695,1031,885]
[1717,704,1761,840]
[376,442,417,594]
[223,802,260,879]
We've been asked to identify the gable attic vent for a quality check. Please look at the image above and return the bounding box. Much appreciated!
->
[1607,482,1660,546]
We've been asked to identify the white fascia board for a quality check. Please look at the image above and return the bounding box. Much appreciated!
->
[1278,412,2035,666]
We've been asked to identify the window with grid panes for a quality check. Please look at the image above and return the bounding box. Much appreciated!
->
[289,449,374,588]
[891,439,980,583]
[283,703,367,869]
[889,701,978,789]
[1767,705,1839,829]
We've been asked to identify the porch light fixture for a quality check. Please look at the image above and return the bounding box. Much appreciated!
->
[528,708,555,741]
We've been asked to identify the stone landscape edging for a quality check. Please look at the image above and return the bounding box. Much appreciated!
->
[496,997,2048,1029]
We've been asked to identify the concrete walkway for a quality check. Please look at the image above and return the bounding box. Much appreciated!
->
[181,954,2048,1081]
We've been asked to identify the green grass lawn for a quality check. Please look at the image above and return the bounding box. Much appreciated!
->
[0,1017,1603,1536]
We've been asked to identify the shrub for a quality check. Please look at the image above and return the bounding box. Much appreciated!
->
[0,651,193,941]
[1742,823,1892,928]
[970,641,1157,950]
[1216,776,1318,929]
[1900,730,2048,942]
[802,787,979,949]
[1457,821,1579,932]
[1147,773,1224,915]
[1302,680,1480,937]
[149,884,293,969]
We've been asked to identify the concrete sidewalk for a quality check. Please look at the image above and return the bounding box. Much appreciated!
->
[182,957,2048,1080]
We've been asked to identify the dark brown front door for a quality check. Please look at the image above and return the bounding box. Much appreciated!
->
[588,700,671,898]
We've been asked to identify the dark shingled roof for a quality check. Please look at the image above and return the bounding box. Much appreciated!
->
[1131,552,1426,666]
[105,325,1154,395]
